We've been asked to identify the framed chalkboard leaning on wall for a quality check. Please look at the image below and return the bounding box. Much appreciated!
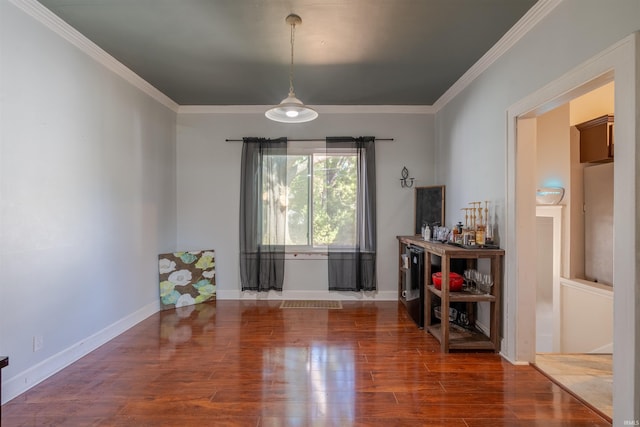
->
[414,186,445,235]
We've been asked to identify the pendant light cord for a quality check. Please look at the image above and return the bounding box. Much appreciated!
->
[289,21,296,95]
[264,14,318,123]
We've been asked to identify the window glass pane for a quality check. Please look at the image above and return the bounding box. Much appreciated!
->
[285,155,310,245]
[261,155,288,245]
[261,152,357,249]
[313,154,357,247]
[261,155,310,246]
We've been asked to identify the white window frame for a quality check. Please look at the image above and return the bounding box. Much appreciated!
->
[261,141,359,255]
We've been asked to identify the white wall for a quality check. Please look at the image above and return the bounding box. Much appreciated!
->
[436,0,639,237]
[560,279,613,353]
[434,0,640,422]
[537,104,572,277]
[535,216,553,352]
[176,110,434,299]
[0,0,177,402]
[537,104,570,191]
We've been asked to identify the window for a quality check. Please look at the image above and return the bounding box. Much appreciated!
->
[240,136,376,292]
[261,147,358,250]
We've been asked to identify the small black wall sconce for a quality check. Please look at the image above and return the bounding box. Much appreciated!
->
[400,166,414,188]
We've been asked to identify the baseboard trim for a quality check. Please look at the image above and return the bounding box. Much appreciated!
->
[2,300,159,404]
[500,352,531,366]
[475,320,490,336]
[216,289,398,301]
[589,343,613,353]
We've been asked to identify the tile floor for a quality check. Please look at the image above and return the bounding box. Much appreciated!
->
[535,353,612,420]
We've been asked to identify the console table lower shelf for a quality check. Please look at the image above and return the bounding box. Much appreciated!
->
[425,323,496,351]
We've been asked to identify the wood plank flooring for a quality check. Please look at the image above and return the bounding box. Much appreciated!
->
[2,300,611,426]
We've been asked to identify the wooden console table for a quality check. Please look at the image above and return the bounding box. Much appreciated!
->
[397,236,504,352]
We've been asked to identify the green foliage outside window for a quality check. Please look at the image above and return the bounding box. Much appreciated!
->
[313,155,357,246]
[262,153,357,247]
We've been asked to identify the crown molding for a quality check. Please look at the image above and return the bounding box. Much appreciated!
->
[9,0,179,113]
[316,105,436,114]
[432,0,562,112]
[178,104,436,115]
[10,0,557,115]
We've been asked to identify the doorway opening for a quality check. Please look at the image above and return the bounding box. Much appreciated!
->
[528,85,615,418]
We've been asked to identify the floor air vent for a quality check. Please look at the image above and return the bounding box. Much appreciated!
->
[279,300,342,309]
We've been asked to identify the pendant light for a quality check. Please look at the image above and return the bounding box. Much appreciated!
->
[265,14,318,123]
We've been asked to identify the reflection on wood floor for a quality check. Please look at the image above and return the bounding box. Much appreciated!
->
[535,353,612,420]
[3,300,610,426]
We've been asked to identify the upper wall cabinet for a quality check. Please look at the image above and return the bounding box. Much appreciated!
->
[576,115,614,163]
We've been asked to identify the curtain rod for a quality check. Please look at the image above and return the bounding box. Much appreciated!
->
[225,138,394,142]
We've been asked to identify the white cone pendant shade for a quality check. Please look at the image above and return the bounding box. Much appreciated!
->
[266,14,318,124]
[265,91,318,123]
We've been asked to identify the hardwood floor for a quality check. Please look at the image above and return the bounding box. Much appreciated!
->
[2,300,610,426]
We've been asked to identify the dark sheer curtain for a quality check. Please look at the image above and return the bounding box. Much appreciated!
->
[325,137,377,291]
[239,137,288,291]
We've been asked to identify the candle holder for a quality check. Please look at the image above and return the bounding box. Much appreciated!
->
[400,167,414,188]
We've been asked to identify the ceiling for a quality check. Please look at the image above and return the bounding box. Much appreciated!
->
[36,0,538,106]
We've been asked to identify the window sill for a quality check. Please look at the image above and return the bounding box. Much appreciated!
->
[284,252,328,260]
